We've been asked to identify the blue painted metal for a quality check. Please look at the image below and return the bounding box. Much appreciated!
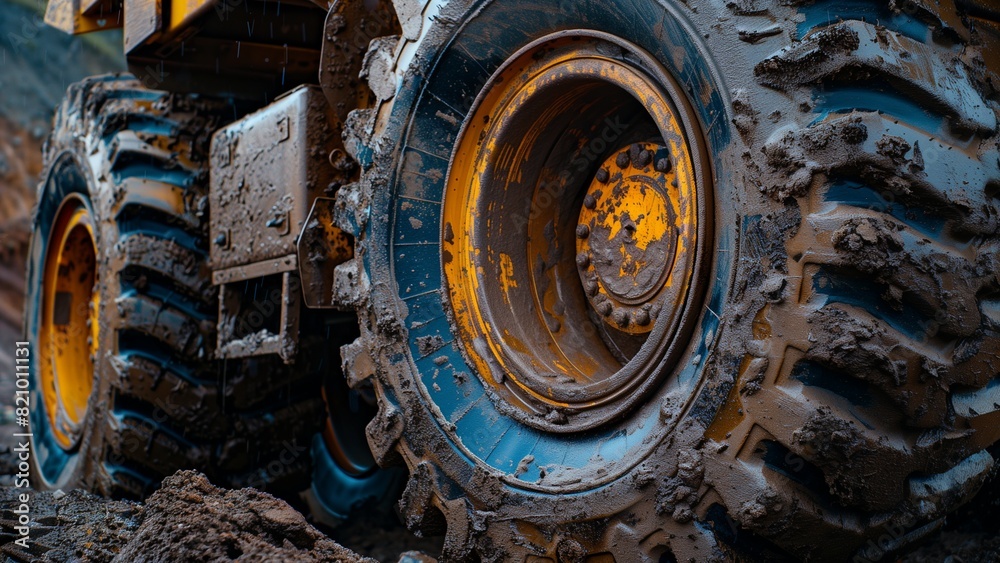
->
[308,434,407,520]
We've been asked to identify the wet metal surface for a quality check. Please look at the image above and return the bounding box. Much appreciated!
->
[209,85,338,271]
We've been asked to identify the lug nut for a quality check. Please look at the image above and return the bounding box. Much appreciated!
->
[584,280,599,296]
[595,168,609,184]
[635,309,651,326]
[655,157,672,173]
[583,194,597,209]
[597,301,613,316]
[613,309,630,327]
[629,144,642,163]
[575,224,590,239]
[636,149,651,167]
[615,151,630,169]
[576,252,590,268]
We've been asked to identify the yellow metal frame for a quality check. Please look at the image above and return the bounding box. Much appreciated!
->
[168,0,213,33]
[44,0,123,34]
[45,0,214,37]
[39,195,99,450]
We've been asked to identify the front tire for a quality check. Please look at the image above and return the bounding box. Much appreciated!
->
[337,1,1000,561]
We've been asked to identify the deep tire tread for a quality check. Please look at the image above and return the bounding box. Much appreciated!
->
[338,2,1000,561]
[38,73,319,498]
[723,1,1000,557]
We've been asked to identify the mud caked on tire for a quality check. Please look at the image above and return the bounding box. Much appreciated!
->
[337,1,1000,561]
[24,75,320,497]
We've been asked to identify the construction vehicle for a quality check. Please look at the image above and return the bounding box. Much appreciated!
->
[24,0,1000,560]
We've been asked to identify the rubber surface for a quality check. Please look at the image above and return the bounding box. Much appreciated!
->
[25,74,321,497]
[337,1,1000,560]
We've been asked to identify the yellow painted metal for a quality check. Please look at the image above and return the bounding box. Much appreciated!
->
[168,0,214,33]
[39,195,99,450]
[443,36,701,410]
[45,0,122,34]
[44,0,213,38]
[576,141,696,335]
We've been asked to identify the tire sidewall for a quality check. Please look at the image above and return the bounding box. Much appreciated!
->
[365,0,741,550]
[26,143,110,491]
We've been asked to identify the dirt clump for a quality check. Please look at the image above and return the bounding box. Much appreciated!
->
[0,487,142,561]
[116,470,373,562]
[0,470,373,562]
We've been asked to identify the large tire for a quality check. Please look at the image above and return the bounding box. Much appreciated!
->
[336,1,1000,561]
[25,74,322,497]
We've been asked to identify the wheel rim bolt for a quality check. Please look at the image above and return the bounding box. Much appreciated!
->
[597,300,613,316]
[613,309,630,327]
[576,224,590,239]
[576,252,590,268]
[635,309,651,326]
[595,168,609,184]
[615,151,630,168]
[635,149,651,167]
[655,157,672,173]
[583,193,597,209]
[650,304,662,320]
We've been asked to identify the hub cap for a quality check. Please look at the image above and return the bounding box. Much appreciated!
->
[577,142,691,335]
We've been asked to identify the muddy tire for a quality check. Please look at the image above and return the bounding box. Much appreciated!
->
[304,314,407,524]
[24,74,321,497]
[335,1,1000,561]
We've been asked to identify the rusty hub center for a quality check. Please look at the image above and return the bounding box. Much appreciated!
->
[577,142,679,334]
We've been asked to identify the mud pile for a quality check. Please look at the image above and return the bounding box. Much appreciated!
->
[0,470,373,562]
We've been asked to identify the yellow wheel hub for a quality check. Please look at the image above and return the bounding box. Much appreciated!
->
[40,195,98,450]
[441,32,710,430]
[576,141,695,335]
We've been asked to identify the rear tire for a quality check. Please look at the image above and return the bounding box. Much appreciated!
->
[25,74,321,497]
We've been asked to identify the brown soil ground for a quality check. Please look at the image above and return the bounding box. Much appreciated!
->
[0,1,997,562]
[0,470,376,561]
